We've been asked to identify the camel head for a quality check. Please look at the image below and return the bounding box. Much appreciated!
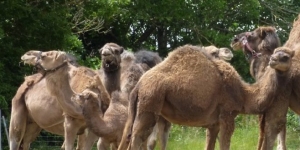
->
[21,50,68,71]
[72,89,103,115]
[230,26,281,60]
[99,43,124,72]
[203,46,234,61]
[203,46,220,58]
[269,47,295,72]
[21,50,43,66]
[218,48,234,61]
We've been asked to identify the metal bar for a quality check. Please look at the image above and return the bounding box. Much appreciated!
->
[2,116,9,147]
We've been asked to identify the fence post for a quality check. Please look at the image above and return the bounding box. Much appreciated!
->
[2,116,9,147]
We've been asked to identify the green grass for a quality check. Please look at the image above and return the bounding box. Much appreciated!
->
[155,115,300,150]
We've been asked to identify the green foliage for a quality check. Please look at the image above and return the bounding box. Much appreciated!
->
[165,115,300,150]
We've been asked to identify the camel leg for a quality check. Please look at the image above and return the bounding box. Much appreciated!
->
[147,123,158,150]
[64,116,82,150]
[9,104,27,150]
[205,123,220,150]
[147,116,171,150]
[219,112,236,150]
[261,99,288,150]
[257,114,265,150]
[156,117,171,150]
[276,127,286,150]
[129,112,157,150]
[97,138,110,150]
[76,129,98,150]
[21,122,42,150]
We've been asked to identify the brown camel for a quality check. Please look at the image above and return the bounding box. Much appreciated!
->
[231,26,284,150]
[117,44,294,150]
[9,53,104,150]
[19,50,110,150]
[95,43,169,150]
[231,19,300,150]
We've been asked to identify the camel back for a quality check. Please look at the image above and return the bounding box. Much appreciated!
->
[70,66,110,106]
[284,14,300,48]
[11,73,44,106]
[70,66,98,92]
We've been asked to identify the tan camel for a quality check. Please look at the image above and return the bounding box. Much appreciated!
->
[19,50,110,150]
[117,44,294,150]
[231,19,300,150]
[9,53,104,150]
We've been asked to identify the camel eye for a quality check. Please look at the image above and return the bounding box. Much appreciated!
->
[280,56,289,62]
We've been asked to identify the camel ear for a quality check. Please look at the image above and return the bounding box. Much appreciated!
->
[98,48,103,57]
[290,50,295,58]
[259,29,267,39]
[119,46,124,54]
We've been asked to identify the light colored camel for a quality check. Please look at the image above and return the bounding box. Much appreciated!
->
[117,44,294,150]
[9,53,104,150]
[19,50,110,150]
[231,18,300,150]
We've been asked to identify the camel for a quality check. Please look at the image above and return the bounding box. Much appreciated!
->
[95,43,170,150]
[117,44,294,150]
[9,53,104,150]
[231,20,300,149]
[19,50,110,150]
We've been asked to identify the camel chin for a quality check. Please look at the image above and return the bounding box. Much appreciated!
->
[219,56,233,61]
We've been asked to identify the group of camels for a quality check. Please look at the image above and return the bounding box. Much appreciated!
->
[8,14,300,150]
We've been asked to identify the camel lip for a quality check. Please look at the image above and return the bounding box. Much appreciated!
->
[221,56,233,61]
[268,60,277,67]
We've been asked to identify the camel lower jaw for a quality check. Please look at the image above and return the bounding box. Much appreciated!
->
[221,56,233,61]
[230,43,242,51]
[21,60,36,66]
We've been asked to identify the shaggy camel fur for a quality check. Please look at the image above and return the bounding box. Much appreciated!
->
[117,44,294,150]
[19,50,110,150]
[9,53,105,150]
[231,19,300,150]
[95,43,169,150]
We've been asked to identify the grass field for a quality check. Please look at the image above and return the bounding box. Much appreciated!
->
[158,115,300,150]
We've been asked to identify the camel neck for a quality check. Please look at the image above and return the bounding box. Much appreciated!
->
[45,64,83,119]
[250,55,271,80]
[242,68,289,114]
[103,68,121,95]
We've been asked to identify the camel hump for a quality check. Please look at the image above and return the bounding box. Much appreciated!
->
[70,67,98,92]
[134,50,162,69]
